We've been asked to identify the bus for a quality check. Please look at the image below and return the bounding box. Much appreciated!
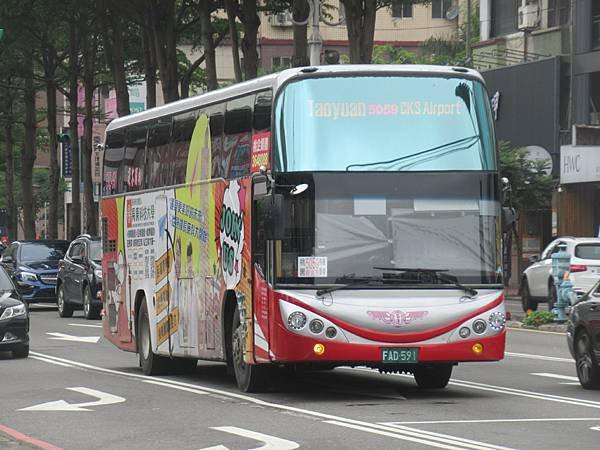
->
[100,65,506,393]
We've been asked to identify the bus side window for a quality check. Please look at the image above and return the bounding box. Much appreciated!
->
[253,90,272,133]
[145,118,172,189]
[224,94,255,178]
[123,124,148,193]
[170,110,198,186]
[103,130,125,196]
[205,103,225,180]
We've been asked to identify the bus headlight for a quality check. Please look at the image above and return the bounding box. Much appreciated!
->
[459,327,471,339]
[488,312,506,331]
[287,311,307,330]
[309,319,324,334]
[472,319,487,334]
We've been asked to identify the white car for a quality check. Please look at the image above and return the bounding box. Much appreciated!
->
[520,237,600,311]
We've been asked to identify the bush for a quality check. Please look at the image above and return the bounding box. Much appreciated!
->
[522,311,556,327]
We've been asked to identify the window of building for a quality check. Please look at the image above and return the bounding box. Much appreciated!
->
[491,0,518,37]
[547,0,570,28]
[272,56,292,69]
[431,0,452,19]
[224,94,255,178]
[392,0,413,19]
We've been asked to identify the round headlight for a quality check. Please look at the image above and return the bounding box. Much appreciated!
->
[325,326,337,338]
[488,312,506,331]
[309,319,324,334]
[288,311,307,330]
[459,327,471,339]
[472,319,487,334]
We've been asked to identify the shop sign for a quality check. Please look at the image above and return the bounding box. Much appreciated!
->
[560,145,600,184]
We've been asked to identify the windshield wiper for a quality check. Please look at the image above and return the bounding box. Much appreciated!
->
[345,135,480,171]
[315,274,410,297]
[373,267,478,297]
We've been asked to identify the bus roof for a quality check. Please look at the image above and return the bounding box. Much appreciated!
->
[105,64,485,133]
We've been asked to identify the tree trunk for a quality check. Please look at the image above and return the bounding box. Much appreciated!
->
[225,0,242,82]
[199,0,218,92]
[21,50,36,239]
[68,18,81,239]
[104,2,131,117]
[1,85,17,241]
[240,0,260,80]
[82,35,98,235]
[342,0,377,64]
[292,0,310,67]
[142,25,157,108]
[148,0,179,103]
[45,76,59,239]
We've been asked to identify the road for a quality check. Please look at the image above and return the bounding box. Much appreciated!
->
[1,305,599,450]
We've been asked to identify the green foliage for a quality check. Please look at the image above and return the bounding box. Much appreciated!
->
[498,141,556,211]
[522,310,556,327]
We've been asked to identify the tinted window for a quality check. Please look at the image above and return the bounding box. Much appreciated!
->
[206,103,225,179]
[254,90,273,132]
[145,118,172,189]
[90,241,102,262]
[103,130,125,196]
[170,111,198,186]
[20,243,68,261]
[68,242,85,259]
[224,94,254,178]
[123,125,147,192]
[575,244,600,260]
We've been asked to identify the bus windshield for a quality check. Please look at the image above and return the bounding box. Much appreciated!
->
[274,75,495,172]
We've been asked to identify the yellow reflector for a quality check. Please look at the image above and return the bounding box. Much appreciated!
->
[472,343,484,354]
[313,343,325,356]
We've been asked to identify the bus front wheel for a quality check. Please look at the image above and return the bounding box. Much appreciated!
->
[138,299,169,375]
[231,305,269,392]
[413,364,453,389]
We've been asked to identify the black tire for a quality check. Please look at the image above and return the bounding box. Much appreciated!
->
[231,305,269,392]
[138,299,169,375]
[83,285,100,320]
[12,344,29,359]
[413,364,453,389]
[57,284,73,318]
[574,331,600,390]
[520,280,538,312]
[548,284,557,311]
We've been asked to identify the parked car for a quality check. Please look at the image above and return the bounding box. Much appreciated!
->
[0,240,69,304]
[567,278,600,389]
[520,237,600,312]
[56,235,102,319]
[0,266,29,358]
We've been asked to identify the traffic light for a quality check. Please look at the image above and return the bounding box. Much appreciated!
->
[57,132,70,143]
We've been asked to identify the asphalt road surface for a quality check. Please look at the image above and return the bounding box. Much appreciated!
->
[1,304,599,450]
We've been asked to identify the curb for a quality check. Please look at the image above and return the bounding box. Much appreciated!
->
[506,320,567,333]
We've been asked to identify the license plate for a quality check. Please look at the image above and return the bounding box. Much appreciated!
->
[381,347,419,364]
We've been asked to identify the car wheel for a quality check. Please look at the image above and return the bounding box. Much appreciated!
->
[57,285,73,318]
[138,299,169,375]
[12,344,29,359]
[231,305,269,392]
[413,364,453,389]
[575,331,600,390]
[83,285,99,320]
[520,279,538,312]
[548,284,557,311]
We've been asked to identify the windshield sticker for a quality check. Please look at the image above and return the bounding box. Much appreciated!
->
[298,257,328,278]
[367,310,429,328]
[307,100,463,119]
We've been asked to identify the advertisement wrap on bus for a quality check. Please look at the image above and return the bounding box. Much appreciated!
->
[101,65,507,393]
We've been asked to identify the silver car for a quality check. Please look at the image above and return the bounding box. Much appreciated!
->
[520,237,600,312]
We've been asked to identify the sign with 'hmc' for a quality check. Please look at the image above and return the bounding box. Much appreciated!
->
[560,145,600,184]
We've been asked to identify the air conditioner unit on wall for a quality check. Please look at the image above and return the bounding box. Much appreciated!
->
[272,11,293,27]
[518,2,540,30]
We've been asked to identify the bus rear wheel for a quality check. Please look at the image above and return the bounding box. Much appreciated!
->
[138,299,169,375]
[231,305,269,392]
[413,364,453,389]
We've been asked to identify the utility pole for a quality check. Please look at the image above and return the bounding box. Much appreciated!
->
[308,0,322,65]
[466,0,472,66]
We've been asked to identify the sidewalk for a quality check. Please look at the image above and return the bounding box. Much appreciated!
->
[504,289,568,333]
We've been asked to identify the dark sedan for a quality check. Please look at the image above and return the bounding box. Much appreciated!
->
[0,240,69,304]
[567,278,600,389]
[0,266,29,358]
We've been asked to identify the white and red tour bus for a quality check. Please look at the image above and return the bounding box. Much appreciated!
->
[100,65,506,392]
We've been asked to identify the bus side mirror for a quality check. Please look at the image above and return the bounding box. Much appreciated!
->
[252,174,269,199]
[257,194,288,241]
[502,207,516,232]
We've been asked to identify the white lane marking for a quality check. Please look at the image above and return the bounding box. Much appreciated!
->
[349,367,600,409]
[506,352,572,363]
[209,426,299,450]
[590,426,600,431]
[531,372,579,382]
[200,446,228,450]
[30,355,74,368]
[507,328,564,335]
[143,379,208,394]
[18,387,126,412]
[46,332,100,343]
[383,418,600,425]
[68,323,102,328]
[30,352,508,450]
[559,382,581,385]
